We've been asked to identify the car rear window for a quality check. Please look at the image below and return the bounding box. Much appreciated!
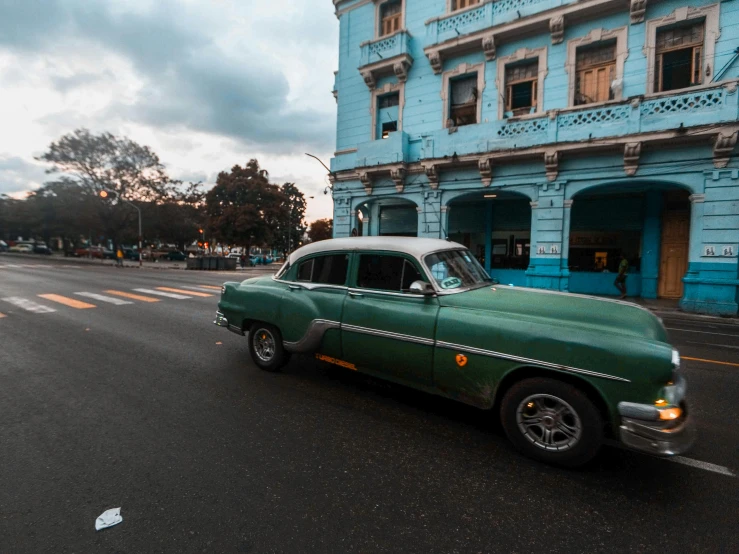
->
[296,254,348,286]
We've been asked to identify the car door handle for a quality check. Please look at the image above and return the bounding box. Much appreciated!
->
[348,291,364,298]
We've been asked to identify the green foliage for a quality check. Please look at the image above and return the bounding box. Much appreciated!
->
[308,218,333,243]
[205,159,289,251]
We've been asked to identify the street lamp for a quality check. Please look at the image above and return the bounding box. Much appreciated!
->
[99,188,143,268]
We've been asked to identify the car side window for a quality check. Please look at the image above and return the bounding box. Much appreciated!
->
[357,255,423,292]
[296,254,349,285]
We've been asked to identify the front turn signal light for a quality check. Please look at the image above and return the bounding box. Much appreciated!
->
[658,407,682,420]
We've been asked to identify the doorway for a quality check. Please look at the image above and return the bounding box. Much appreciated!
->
[658,193,690,298]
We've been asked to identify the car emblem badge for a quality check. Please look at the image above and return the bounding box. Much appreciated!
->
[455,354,468,368]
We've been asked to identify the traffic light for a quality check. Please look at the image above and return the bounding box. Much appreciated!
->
[99,189,117,200]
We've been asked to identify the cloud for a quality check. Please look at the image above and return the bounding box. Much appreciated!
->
[0,0,336,152]
[0,156,48,196]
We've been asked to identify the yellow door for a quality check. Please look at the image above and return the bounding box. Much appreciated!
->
[658,210,690,298]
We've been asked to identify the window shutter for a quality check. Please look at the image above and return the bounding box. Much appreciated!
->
[692,46,702,85]
[655,54,662,92]
[532,80,538,107]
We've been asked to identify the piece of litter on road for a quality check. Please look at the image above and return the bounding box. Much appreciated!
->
[95,507,123,531]
[216,341,222,345]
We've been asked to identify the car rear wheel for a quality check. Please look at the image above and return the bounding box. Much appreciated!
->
[248,323,288,372]
[500,377,603,468]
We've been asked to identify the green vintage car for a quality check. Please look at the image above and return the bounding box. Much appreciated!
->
[215,237,694,467]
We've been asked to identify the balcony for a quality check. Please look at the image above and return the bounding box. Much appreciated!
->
[417,82,738,159]
[358,31,413,89]
[331,82,739,173]
[332,131,410,172]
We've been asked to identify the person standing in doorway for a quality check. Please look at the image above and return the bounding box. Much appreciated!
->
[614,254,628,299]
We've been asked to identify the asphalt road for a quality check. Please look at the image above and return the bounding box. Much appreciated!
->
[1,256,737,553]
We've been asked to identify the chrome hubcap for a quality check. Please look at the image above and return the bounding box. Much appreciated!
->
[253,328,275,362]
[516,394,582,452]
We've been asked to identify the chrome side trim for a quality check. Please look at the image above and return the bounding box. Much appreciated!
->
[347,288,431,299]
[436,340,631,383]
[341,323,435,346]
[283,319,341,353]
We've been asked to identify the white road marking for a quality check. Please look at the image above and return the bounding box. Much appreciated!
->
[686,340,739,350]
[666,327,739,338]
[74,292,133,305]
[132,288,192,300]
[667,456,735,477]
[1,297,56,314]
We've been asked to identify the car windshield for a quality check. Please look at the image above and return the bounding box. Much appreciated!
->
[424,249,492,291]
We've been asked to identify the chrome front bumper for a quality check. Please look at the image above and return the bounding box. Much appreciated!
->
[618,403,696,456]
[214,311,244,336]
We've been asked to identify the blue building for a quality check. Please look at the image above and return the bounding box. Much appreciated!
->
[329,0,739,315]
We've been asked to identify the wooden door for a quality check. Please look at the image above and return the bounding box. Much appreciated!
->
[658,210,690,298]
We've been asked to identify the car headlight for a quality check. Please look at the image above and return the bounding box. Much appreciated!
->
[671,349,680,370]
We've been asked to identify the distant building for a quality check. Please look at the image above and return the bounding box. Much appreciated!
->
[329,0,739,315]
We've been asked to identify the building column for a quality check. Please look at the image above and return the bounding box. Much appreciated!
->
[333,196,353,238]
[681,170,739,315]
[440,205,450,240]
[640,190,662,299]
[369,202,381,236]
[526,185,568,291]
[560,199,573,290]
[484,201,493,274]
[417,190,442,238]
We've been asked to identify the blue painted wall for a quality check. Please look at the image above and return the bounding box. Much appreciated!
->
[331,0,739,315]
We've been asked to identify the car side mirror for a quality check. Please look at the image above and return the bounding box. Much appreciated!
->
[409,280,435,296]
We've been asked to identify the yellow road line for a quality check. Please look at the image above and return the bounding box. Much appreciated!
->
[156,287,212,297]
[38,294,96,309]
[197,285,222,290]
[0,312,5,318]
[682,356,739,368]
[104,290,160,303]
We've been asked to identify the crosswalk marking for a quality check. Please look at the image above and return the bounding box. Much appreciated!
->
[75,292,133,305]
[133,288,191,299]
[181,285,222,293]
[1,297,56,313]
[104,290,160,303]
[0,312,6,318]
[156,286,212,297]
[197,285,223,290]
[38,294,96,309]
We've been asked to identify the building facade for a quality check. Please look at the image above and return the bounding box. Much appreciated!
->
[329,0,739,315]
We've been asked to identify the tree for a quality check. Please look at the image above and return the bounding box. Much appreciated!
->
[308,218,333,243]
[273,182,307,257]
[36,128,175,248]
[205,159,288,255]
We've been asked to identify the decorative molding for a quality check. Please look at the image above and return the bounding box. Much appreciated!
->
[530,201,540,209]
[361,70,376,89]
[726,82,738,94]
[624,142,642,176]
[416,206,423,214]
[550,16,565,45]
[390,167,406,192]
[496,46,548,119]
[482,34,496,61]
[644,4,721,95]
[441,61,486,129]
[428,50,443,74]
[440,205,449,213]
[565,27,629,107]
[393,59,411,82]
[563,199,574,208]
[478,157,493,187]
[544,151,559,182]
[359,172,373,195]
[424,164,439,189]
[689,194,706,203]
[713,131,738,169]
[630,0,647,24]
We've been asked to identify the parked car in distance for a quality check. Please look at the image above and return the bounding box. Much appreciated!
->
[121,248,140,261]
[215,237,694,467]
[0,240,9,252]
[74,246,114,259]
[33,243,52,255]
[10,242,34,253]
[163,250,186,261]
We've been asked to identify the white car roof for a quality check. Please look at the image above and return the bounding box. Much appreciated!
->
[288,237,465,264]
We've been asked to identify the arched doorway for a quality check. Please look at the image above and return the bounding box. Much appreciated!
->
[567,184,691,299]
[355,198,419,237]
[447,190,532,286]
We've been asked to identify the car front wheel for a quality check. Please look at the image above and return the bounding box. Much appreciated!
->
[248,323,288,372]
[500,377,603,468]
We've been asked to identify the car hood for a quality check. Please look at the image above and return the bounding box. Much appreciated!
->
[438,285,669,343]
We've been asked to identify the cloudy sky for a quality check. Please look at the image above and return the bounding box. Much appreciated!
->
[0,0,339,221]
